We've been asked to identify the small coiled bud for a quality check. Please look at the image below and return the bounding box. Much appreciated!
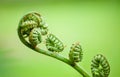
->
[46,34,64,52]
[91,54,110,77]
[40,23,48,35]
[69,43,83,62]
[39,17,48,35]
[29,28,42,47]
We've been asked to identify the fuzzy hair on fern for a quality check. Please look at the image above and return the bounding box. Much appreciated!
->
[17,12,110,77]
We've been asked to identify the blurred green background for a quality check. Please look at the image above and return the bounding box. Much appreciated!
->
[0,0,120,77]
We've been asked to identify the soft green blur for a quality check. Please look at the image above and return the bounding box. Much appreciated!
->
[0,0,120,77]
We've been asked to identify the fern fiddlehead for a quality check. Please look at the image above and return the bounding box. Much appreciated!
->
[46,34,64,52]
[18,12,110,77]
[20,12,48,38]
[29,28,42,47]
[91,54,110,77]
[20,13,41,37]
[69,42,83,63]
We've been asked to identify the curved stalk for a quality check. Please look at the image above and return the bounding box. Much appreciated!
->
[35,47,90,77]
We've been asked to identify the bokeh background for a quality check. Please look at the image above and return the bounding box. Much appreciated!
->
[0,0,120,77]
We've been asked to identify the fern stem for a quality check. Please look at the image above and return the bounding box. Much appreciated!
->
[34,47,90,77]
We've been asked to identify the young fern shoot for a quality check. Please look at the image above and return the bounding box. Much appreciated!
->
[91,54,110,77]
[69,42,83,64]
[17,12,110,77]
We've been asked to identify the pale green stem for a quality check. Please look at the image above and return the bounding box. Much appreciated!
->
[34,47,90,77]
[18,26,91,77]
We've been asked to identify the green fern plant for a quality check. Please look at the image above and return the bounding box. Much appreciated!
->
[17,12,110,77]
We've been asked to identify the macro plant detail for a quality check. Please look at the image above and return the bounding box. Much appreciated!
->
[17,12,110,77]
[46,34,64,52]
[29,28,42,47]
[91,54,110,77]
[69,43,83,63]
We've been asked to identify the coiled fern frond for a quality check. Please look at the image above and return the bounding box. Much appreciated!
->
[18,12,48,48]
[20,12,41,37]
[69,42,83,62]
[46,34,64,52]
[91,54,110,77]
[29,28,42,47]
[19,12,48,38]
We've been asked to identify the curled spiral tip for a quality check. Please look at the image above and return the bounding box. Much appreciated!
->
[19,12,40,37]
[46,34,64,52]
[69,42,83,62]
[91,54,110,77]
[29,28,42,47]
[19,12,48,37]
[18,12,49,48]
